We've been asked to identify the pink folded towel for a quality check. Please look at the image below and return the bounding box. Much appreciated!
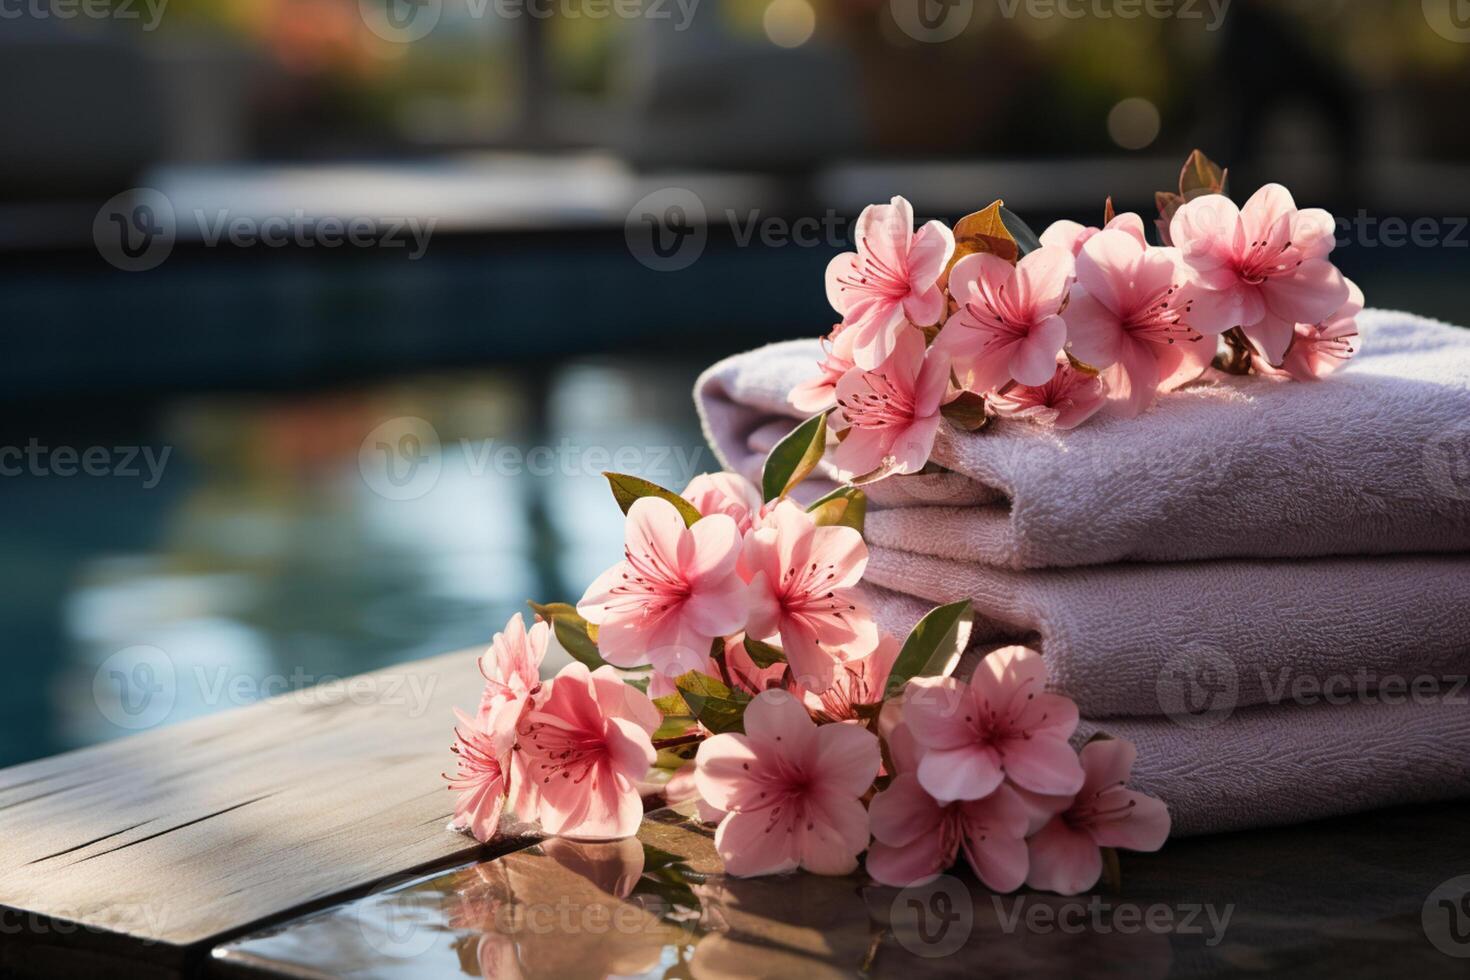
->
[861,552,1470,718]
[696,310,1470,569]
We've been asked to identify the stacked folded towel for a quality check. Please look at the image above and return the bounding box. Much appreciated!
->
[696,309,1470,836]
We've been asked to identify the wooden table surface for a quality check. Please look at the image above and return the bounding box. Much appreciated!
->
[0,647,533,976]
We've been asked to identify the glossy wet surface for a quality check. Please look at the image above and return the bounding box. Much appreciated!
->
[212,801,1470,979]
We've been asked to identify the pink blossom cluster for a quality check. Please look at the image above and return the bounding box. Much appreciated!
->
[446,614,662,841]
[793,167,1361,480]
[690,646,1168,891]
[447,468,1169,894]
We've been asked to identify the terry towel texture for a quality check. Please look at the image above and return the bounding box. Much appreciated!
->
[868,585,1470,837]
[696,309,1470,836]
[860,554,1470,718]
[695,310,1470,569]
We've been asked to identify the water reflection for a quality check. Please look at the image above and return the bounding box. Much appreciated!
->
[214,812,1189,979]
[0,359,706,767]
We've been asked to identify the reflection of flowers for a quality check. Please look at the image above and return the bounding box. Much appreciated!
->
[691,874,871,980]
[445,840,685,980]
[541,837,646,899]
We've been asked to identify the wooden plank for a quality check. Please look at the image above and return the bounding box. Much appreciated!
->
[0,647,517,963]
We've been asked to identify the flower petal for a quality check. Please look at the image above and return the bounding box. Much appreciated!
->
[813,719,882,798]
[1000,734,1085,796]
[1088,791,1171,852]
[917,745,1004,802]
[716,810,800,876]
[868,772,945,847]
[1009,315,1068,386]
[684,513,741,586]
[1025,817,1102,895]
[741,689,816,745]
[800,793,870,875]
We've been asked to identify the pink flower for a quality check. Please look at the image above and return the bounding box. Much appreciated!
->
[800,631,899,723]
[1024,738,1171,895]
[694,689,880,876]
[1254,278,1363,382]
[987,358,1107,429]
[445,708,510,842]
[937,245,1075,393]
[741,500,879,693]
[1169,184,1349,364]
[477,613,547,745]
[903,645,1083,801]
[578,497,748,677]
[1039,211,1147,255]
[790,327,856,415]
[1064,230,1237,417]
[681,472,763,535]
[825,196,955,370]
[831,328,949,478]
[516,661,660,839]
[866,765,1030,890]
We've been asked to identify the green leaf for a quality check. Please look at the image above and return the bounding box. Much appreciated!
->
[761,413,828,502]
[653,713,696,742]
[742,636,787,669]
[603,472,703,527]
[806,486,867,533]
[941,391,990,432]
[552,614,607,670]
[528,600,597,643]
[675,671,752,734]
[885,599,974,698]
[998,206,1043,256]
[652,692,688,716]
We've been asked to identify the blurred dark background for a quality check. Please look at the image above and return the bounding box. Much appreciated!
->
[2,0,1468,766]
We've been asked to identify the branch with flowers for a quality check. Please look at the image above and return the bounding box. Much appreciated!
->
[799,150,1361,483]
[444,151,1349,894]
[446,432,1164,893]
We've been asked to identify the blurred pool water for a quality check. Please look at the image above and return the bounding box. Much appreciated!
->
[0,358,710,768]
